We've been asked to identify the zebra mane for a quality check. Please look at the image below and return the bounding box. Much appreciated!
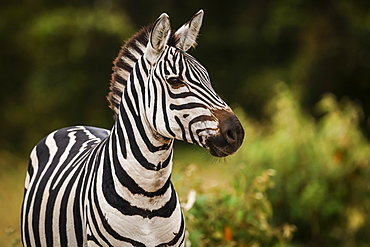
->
[107,25,180,118]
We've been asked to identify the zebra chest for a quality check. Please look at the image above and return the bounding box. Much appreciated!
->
[83,161,184,246]
[86,202,184,246]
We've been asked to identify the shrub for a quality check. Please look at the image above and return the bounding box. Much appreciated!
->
[175,83,370,246]
[181,168,295,246]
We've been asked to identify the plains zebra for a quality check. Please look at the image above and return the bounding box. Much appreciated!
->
[21,10,244,246]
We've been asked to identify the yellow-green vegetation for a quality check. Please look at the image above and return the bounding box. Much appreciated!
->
[1,84,370,246]
[0,152,24,247]
[2,1,370,246]
[172,83,370,246]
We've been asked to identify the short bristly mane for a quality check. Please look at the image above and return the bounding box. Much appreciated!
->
[107,25,181,118]
[107,25,151,117]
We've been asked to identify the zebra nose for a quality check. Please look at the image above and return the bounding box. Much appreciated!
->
[223,126,238,144]
[220,112,244,147]
[206,109,244,157]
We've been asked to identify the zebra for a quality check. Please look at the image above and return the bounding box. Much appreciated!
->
[21,10,244,246]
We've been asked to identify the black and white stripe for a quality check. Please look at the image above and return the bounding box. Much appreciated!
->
[21,10,244,246]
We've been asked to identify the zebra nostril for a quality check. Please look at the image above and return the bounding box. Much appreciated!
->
[225,129,237,144]
[226,130,237,143]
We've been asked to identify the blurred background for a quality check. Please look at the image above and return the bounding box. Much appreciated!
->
[1,0,369,246]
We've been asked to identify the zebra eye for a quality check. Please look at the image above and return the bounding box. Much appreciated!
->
[166,76,185,88]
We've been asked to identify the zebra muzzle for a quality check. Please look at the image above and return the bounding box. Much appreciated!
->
[206,109,244,157]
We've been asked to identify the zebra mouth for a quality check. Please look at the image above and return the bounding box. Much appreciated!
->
[206,132,243,157]
[206,140,233,157]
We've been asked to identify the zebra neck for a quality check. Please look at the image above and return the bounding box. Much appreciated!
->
[98,118,182,241]
[107,106,174,194]
[107,56,175,193]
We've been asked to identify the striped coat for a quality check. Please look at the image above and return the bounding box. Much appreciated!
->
[21,10,244,246]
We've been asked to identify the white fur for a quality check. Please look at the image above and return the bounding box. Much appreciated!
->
[175,9,204,51]
[145,13,171,64]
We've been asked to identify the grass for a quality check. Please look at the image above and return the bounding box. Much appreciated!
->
[0,141,232,247]
[2,83,370,246]
[0,151,25,247]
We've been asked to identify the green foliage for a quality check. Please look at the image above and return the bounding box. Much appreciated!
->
[181,168,296,246]
[1,2,133,154]
[260,84,370,246]
[2,0,370,154]
[1,83,370,246]
[173,83,370,246]
[0,151,24,247]
[1,1,370,246]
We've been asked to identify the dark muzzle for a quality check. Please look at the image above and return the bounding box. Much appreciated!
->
[206,109,244,157]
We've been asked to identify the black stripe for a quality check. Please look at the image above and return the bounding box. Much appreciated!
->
[187,115,214,146]
[113,73,127,87]
[31,138,52,247]
[127,71,141,115]
[135,60,146,102]
[178,52,184,76]
[175,116,187,142]
[115,59,132,72]
[131,41,145,55]
[155,216,185,247]
[27,159,34,180]
[109,141,171,197]
[167,90,196,99]
[88,156,113,246]
[154,60,176,137]
[59,155,85,246]
[122,89,171,153]
[119,105,156,170]
[123,47,138,63]
[115,123,127,159]
[140,56,148,75]
[170,102,207,111]
[95,184,146,247]
[73,163,87,246]
[152,75,158,130]
[102,144,178,219]
[22,159,40,247]
[186,82,223,109]
[79,137,104,241]
[152,66,164,131]
[87,234,104,247]
[45,129,71,246]
[163,57,171,76]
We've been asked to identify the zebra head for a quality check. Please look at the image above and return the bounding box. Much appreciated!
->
[143,10,244,157]
[109,10,244,157]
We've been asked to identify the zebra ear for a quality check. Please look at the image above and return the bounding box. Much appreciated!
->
[174,9,204,51]
[146,13,171,64]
